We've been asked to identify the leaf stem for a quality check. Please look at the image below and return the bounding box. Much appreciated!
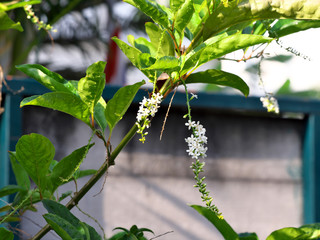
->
[30,124,139,240]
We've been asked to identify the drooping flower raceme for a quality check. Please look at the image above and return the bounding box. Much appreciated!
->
[136,92,163,143]
[185,118,223,219]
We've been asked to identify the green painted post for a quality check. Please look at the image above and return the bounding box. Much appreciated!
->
[0,95,11,208]
[303,114,320,224]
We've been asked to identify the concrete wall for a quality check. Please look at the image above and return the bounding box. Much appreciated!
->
[20,102,304,240]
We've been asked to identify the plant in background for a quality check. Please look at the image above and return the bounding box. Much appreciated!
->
[2,0,320,239]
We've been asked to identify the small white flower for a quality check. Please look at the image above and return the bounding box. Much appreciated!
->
[260,94,279,114]
[185,120,208,159]
[191,93,198,99]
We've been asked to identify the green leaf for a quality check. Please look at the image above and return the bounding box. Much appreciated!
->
[20,92,91,126]
[105,81,145,133]
[78,61,106,115]
[174,0,194,35]
[266,227,307,240]
[170,0,185,13]
[146,56,180,72]
[83,222,102,240]
[0,227,14,240]
[16,64,78,94]
[9,152,30,189]
[16,134,55,192]
[203,0,320,39]
[49,143,94,193]
[58,191,73,202]
[191,205,238,240]
[183,34,272,74]
[124,0,170,29]
[43,214,83,240]
[185,69,249,96]
[94,97,108,131]
[0,11,23,31]
[42,199,81,227]
[132,36,157,56]
[270,19,320,38]
[145,23,175,57]
[0,185,25,198]
[266,224,320,240]
[75,169,97,179]
[0,0,41,11]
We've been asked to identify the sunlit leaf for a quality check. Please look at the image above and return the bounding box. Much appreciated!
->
[78,61,106,115]
[20,92,91,126]
[124,0,170,29]
[183,34,272,74]
[270,19,320,38]
[145,22,175,57]
[185,69,249,96]
[174,0,194,35]
[94,97,108,131]
[105,81,145,133]
[16,64,78,94]
[203,0,320,39]
[146,56,180,72]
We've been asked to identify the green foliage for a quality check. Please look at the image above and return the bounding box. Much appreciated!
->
[266,224,320,240]
[105,80,145,133]
[0,227,14,240]
[191,205,239,240]
[42,199,102,240]
[109,225,153,240]
[4,0,320,239]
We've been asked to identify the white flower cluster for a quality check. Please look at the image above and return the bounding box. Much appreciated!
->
[260,95,279,114]
[136,92,163,143]
[185,120,208,159]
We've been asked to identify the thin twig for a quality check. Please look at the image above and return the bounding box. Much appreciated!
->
[160,87,177,140]
[149,231,174,240]
[75,205,107,240]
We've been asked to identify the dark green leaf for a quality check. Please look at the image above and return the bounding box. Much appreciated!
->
[270,19,320,38]
[83,222,102,240]
[0,185,25,198]
[78,61,106,115]
[191,205,238,240]
[0,11,23,31]
[49,143,94,192]
[75,169,97,179]
[43,214,83,240]
[105,81,145,133]
[16,134,55,192]
[20,92,91,126]
[203,0,320,39]
[16,64,78,94]
[124,0,170,29]
[185,69,249,96]
[9,152,30,189]
[0,227,14,240]
[42,199,81,228]
[58,191,73,202]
